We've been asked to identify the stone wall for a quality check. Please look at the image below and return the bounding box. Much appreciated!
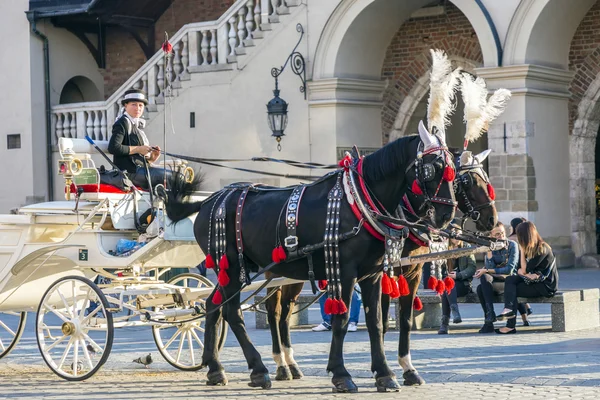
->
[103,0,236,97]
[488,154,537,214]
[380,3,482,142]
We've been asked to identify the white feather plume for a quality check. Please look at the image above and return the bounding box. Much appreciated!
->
[460,73,512,144]
[427,49,461,139]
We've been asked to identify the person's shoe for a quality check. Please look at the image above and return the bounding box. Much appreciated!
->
[450,304,462,324]
[495,327,517,334]
[496,311,516,321]
[438,315,450,334]
[478,323,495,333]
[522,320,531,327]
[347,322,357,332]
[312,322,331,332]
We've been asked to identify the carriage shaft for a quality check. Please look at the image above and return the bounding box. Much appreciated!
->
[399,246,490,266]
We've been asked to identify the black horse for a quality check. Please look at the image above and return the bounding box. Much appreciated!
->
[164,131,457,393]
[261,148,498,383]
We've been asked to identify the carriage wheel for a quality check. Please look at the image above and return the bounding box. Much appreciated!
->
[36,276,114,381]
[152,273,228,371]
[0,312,27,360]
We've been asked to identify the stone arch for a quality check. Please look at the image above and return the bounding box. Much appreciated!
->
[503,0,596,68]
[59,76,102,104]
[312,0,500,81]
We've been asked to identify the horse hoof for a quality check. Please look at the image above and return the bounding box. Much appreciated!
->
[289,364,304,379]
[403,370,425,386]
[332,376,358,393]
[275,366,292,381]
[248,373,272,389]
[206,370,228,386]
[375,376,400,392]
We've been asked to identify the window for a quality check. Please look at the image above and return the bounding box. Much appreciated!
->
[190,112,196,128]
[7,134,20,149]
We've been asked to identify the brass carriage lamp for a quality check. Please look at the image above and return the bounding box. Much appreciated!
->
[266,88,288,151]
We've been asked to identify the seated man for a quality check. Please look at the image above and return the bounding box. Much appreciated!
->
[108,89,172,190]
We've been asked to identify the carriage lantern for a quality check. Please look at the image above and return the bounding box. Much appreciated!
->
[266,23,306,151]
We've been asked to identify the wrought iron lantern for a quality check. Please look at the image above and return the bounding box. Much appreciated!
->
[266,23,306,151]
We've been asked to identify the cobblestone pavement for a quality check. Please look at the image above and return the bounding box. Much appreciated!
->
[1,268,599,399]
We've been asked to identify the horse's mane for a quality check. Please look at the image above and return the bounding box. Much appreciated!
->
[362,135,417,182]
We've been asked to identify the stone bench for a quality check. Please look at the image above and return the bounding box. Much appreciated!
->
[393,288,600,332]
[253,293,321,329]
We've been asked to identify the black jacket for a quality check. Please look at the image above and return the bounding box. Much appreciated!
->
[526,244,558,295]
[108,115,146,173]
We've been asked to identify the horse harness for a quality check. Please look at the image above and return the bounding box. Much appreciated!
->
[453,158,495,222]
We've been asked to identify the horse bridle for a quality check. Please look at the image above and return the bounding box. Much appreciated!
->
[453,161,495,222]
[406,143,458,218]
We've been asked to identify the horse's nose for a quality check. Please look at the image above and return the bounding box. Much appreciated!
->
[488,216,496,227]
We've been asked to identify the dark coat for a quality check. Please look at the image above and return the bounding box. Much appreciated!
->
[108,115,146,173]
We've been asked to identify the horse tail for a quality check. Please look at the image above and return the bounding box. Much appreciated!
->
[164,167,205,223]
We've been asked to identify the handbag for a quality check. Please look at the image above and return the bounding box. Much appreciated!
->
[522,259,556,285]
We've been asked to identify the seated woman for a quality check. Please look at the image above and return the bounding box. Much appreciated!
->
[438,227,476,334]
[508,217,533,322]
[496,221,558,334]
[475,221,527,333]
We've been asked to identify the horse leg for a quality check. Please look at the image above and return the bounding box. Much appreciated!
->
[327,277,357,393]
[397,265,426,386]
[279,283,304,379]
[359,274,400,392]
[381,293,391,335]
[264,283,290,381]
[202,290,228,386]
[223,285,272,389]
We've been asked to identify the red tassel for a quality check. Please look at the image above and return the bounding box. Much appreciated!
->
[205,254,215,269]
[436,279,446,295]
[212,289,223,305]
[318,280,328,290]
[411,180,423,196]
[272,247,282,263]
[277,246,287,262]
[337,299,348,314]
[381,273,393,295]
[487,183,496,200]
[331,298,340,314]
[219,255,229,270]
[444,277,455,294]
[397,275,410,297]
[413,296,423,311]
[324,298,334,315]
[427,276,438,290]
[443,165,455,182]
[389,278,400,299]
[218,268,230,287]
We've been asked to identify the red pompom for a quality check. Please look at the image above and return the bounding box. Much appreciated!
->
[205,254,215,269]
[338,154,352,169]
[397,275,410,297]
[277,246,287,262]
[162,40,173,54]
[337,299,348,314]
[427,276,438,291]
[331,298,340,314]
[443,165,455,182]
[389,278,400,299]
[212,289,223,305]
[413,296,423,311]
[318,280,328,290]
[444,277,455,294]
[411,180,423,196]
[324,298,334,315]
[219,255,229,270]
[487,183,496,200]
[382,273,393,295]
[218,268,230,287]
[436,279,446,295]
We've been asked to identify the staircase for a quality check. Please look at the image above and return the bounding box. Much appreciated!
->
[51,0,302,144]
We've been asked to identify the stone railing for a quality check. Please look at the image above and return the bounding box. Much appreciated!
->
[51,0,297,144]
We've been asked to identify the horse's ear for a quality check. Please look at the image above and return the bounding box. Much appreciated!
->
[418,120,440,150]
[460,151,474,167]
[474,149,492,164]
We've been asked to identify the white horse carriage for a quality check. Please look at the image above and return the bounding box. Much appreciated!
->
[0,137,299,381]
